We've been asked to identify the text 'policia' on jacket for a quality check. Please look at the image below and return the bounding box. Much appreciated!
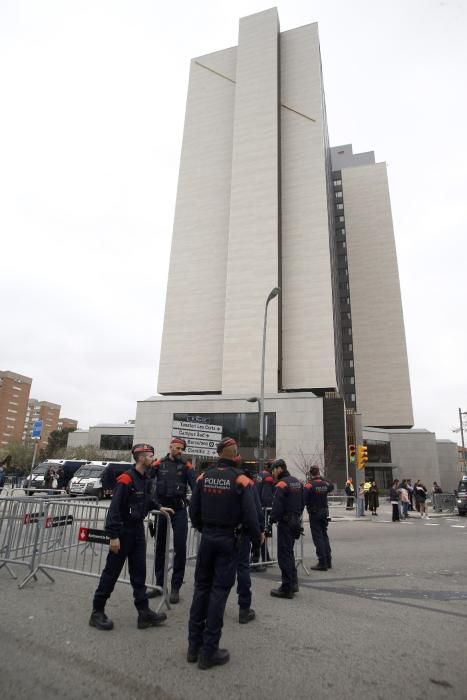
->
[151,455,196,507]
[189,459,261,546]
[105,468,157,539]
[270,472,304,523]
[304,477,334,512]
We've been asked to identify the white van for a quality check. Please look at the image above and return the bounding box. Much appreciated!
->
[68,461,131,499]
[68,462,106,499]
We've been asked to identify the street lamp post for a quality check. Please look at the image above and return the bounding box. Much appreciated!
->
[259,287,280,470]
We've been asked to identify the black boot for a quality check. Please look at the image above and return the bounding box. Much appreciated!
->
[146,587,162,599]
[169,588,180,604]
[89,610,114,631]
[198,648,230,670]
[310,563,328,571]
[239,607,255,624]
[292,582,299,593]
[270,588,294,599]
[137,608,167,629]
[327,559,332,569]
[187,646,200,663]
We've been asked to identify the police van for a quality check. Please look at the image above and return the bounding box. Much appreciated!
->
[68,461,131,499]
[456,475,467,515]
[24,459,89,494]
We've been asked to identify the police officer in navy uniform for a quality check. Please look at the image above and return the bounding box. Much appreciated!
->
[187,437,262,669]
[304,466,334,571]
[269,459,304,599]
[236,463,265,623]
[89,444,173,631]
[255,460,275,567]
[148,437,196,604]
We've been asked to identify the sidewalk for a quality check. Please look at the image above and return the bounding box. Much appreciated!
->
[328,503,456,522]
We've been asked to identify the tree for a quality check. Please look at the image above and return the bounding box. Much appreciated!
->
[293,444,340,482]
[0,443,36,473]
[45,428,76,458]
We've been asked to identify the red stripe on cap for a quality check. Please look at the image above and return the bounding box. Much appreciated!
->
[221,438,237,448]
[171,438,186,446]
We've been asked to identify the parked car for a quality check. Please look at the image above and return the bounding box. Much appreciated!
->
[68,461,131,499]
[456,475,467,515]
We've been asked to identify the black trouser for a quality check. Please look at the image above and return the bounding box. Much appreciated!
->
[364,492,369,511]
[236,535,252,610]
[188,528,239,657]
[277,522,297,592]
[309,510,331,566]
[346,497,354,509]
[93,523,148,611]
[392,504,400,522]
[155,506,188,590]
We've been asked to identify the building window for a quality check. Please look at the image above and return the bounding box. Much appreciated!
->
[7,409,17,414]
[344,343,353,352]
[333,179,342,186]
[13,386,22,391]
[99,434,134,451]
[364,439,391,463]
[338,216,345,222]
[335,191,343,199]
[336,203,344,210]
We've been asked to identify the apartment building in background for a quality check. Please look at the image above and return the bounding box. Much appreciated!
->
[23,398,61,449]
[58,417,78,432]
[0,371,33,446]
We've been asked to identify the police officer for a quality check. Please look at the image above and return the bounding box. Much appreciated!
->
[149,437,196,604]
[236,463,264,623]
[187,437,262,669]
[89,444,173,631]
[304,466,334,571]
[269,459,304,599]
[255,460,275,567]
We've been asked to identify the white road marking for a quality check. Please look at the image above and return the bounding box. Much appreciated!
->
[450,525,465,528]
[424,523,439,526]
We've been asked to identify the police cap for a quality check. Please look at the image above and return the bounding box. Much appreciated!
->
[171,437,187,449]
[131,443,155,457]
[271,458,287,470]
[216,437,237,455]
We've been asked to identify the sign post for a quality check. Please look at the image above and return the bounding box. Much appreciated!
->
[27,420,43,487]
[171,416,222,459]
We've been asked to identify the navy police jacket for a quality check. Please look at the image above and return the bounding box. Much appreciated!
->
[255,469,275,508]
[304,476,334,513]
[105,467,157,539]
[189,458,261,547]
[270,471,304,523]
[151,454,196,507]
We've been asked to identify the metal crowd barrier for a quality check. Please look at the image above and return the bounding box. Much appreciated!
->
[432,493,456,513]
[0,496,172,613]
[249,507,310,575]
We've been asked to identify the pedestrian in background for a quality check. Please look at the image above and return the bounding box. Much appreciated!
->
[390,480,400,522]
[345,478,355,510]
[357,482,365,517]
[0,467,5,495]
[363,479,371,511]
[415,481,429,519]
[368,481,379,516]
[399,481,410,519]
[406,478,414,511]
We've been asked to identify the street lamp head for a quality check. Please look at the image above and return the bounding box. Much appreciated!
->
[267,287,281,303]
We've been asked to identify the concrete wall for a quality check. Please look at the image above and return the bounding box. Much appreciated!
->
[389,430,440,486]
[280,24,337,390]
[67,430,89,448]
[157,45,237,393]
[342,163,413,428]
[135,393,323,479]
[436,440,461,493]
[222,8,280,394]
[330,144,375,170]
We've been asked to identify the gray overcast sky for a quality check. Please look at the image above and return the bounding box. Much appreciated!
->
[1,0,466,441]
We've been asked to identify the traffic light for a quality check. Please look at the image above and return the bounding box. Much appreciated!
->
[348,444,356,463]
[357,445,368,470]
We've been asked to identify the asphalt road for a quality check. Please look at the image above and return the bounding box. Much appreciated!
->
[1,505,467,700]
